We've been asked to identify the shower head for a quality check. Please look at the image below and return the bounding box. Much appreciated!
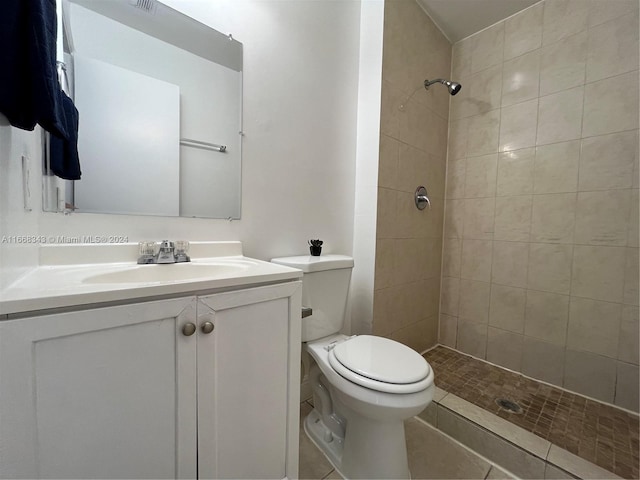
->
[424,78,462,96]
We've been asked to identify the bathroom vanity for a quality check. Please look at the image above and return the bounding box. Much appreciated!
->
[0,242,302,479]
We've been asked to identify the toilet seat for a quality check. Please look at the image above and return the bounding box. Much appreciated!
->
[328,335,432,394]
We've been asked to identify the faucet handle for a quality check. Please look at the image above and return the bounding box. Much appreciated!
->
[175,240,190,263]
[137,241,158,264]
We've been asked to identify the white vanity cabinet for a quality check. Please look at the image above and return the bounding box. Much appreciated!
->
[0,281,301,479]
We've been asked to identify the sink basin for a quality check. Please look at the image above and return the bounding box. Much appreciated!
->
[83,262,251,284]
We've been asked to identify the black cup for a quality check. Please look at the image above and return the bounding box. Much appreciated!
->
[310,246,322,256]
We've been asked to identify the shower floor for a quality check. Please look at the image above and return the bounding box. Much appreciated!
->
[423,346,639,479]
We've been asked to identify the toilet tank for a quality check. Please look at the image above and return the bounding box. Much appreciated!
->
[271,255,354,342]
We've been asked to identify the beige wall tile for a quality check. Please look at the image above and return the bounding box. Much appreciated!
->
[619,305,639,364]
[393,238,423,285]
[379,135,399,189]
[464,154,498,198]
[497,148,535,196]
[504,2,543,60]
[450,76,473,120]
[423,277,442,319]
[499,99,539,153]
[441,276,460,316]
[624,247,639,306]
[615,362,639,412]
[374,238,395,290]
[502,50,541,107]
[588,0,639,28]
[528,243,573,294]
[461,239,493,282]
[398,99,431,153]
[463,198,495,240]
[446,157,466,199]
[376,187,398,239]
[494,195,532,242]
[491,241,530,288]
[421,237,442,280]
[533,141,580,194]
[530,193,576,244]
[583,71,639,137]
[452,37,473,79]
[448,118,469,160]
[542,0,589,46]
[471,22,504,73]
[525,290,570,345]
[486,327,524,371]
[442,237,462,278]
[468,64,503,116]
[586,13,639,83]
[571,245,626,302]
[391,316,438,353]
[425,112,450,159]
[628,189,639,247]
[539,31,586,96]
[372,287,397,336]
[579,131,637,191]
[444,198,465,239]
[567,297,622,358]
[457,319,488,358]
[467,109,501,157]
[536,86,584,146]
[574,190,631,246]
[489,284,527,333]
[459,279,491,323]
[380,80,403,139]
[522,336,565,386]
[439,314,458,348]
[564,349,616,403]
[397,143,426,193]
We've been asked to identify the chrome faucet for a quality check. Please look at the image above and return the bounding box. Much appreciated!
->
[137,240,190,264]
[156,240,176,264]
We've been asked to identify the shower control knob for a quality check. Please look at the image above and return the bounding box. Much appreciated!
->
[201,321,215,334]
[182,322,197,336]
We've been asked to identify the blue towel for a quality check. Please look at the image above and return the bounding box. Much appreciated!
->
[0,0,68,139]
[49,92,81,180]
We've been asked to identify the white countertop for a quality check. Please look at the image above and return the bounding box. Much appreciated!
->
[0,242,302,316]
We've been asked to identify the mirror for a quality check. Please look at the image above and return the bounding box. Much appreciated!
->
[43,0,243,219]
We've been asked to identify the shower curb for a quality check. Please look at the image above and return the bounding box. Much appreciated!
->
[419,387,623,480]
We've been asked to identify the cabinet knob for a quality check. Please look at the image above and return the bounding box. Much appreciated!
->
[182,322,197,336]
[201,321,215,334]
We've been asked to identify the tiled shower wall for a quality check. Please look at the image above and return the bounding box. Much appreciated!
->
[439,0,639,411]
[373,0,451,352]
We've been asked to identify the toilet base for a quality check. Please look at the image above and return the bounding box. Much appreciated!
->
[303,404,411,479]
[304,409,345,475]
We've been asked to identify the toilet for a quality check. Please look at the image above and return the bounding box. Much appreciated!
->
[271,254,434,479]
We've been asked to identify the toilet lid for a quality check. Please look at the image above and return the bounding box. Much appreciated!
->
[332,335,430,385]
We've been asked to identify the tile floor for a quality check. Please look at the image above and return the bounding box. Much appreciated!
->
[423,346,640,479]
[298,401,515,480]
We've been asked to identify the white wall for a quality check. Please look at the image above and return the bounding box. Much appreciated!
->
[350,0,384,335]
[0,0,362,281]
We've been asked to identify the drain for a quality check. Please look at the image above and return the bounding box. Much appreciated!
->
[495,398,523,414]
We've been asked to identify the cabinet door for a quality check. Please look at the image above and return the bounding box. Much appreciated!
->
[197,282,301,479]
[0,298,197,479]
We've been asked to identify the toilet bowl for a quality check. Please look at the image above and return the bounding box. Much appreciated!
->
[270,255,435,479]
[304,334,433,479]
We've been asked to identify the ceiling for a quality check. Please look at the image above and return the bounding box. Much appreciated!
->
[416,0,541,43]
